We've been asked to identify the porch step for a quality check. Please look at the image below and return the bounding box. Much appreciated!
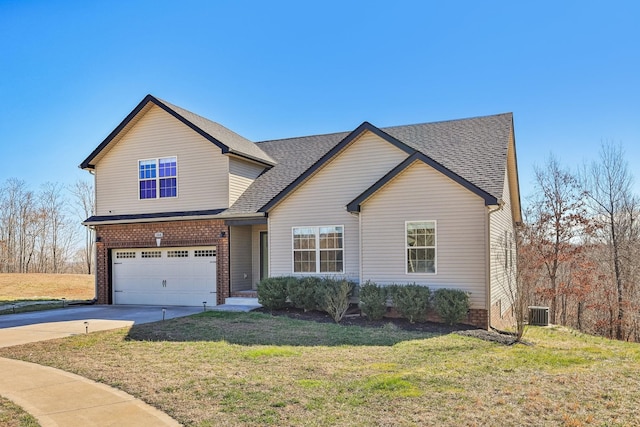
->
[230,290,258,298]
[209,297,262,313]
[224,297,260,306]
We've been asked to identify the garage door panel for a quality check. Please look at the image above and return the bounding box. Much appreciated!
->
[112,246,217,307]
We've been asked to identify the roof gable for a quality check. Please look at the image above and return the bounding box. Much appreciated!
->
[258,122,415,212]
[347,152,499,213]
[79,95,275,170]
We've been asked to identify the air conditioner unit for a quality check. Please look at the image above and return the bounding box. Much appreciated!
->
[528,306,549,326]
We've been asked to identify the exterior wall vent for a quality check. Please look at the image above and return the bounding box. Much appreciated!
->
[528,306,549,326]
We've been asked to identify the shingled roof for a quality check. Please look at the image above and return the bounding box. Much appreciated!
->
[79,95,275,170]
[226,113,514,215]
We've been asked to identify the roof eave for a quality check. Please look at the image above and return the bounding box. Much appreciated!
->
[83,211,266,226]
[259,121,415,213]
[346,152,499,213]
[79,94,157,169]
[79,95,275,170]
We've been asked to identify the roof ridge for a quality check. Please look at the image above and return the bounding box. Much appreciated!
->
[256,130,350,145]
[255,112,513,145]
[381,112,513,131]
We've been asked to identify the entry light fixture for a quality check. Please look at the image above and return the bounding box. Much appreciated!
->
[155,232,163,247]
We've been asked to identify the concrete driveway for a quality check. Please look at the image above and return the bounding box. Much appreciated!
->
[0,305,202,348]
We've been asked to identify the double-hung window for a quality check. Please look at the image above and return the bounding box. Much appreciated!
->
[406,221,436,273]
[139,157,177,199]
[293,226,343,273]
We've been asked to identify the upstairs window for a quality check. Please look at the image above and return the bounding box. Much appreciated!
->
[139,157,177,199]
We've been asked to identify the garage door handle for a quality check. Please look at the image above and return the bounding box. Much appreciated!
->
[114,290,123,293]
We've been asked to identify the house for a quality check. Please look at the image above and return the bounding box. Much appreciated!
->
[80,94,522,329]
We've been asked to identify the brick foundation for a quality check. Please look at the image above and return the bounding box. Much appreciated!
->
[94,219,229,305]
[490,300,516,330]
[384,307,489,329]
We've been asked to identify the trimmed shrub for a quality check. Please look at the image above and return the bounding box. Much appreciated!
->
[433,288,470,325]
[257,277,291,310]
[359,281,387,321]
[288,276,323,312]
[318,278,355,323]
[389,284,431,323]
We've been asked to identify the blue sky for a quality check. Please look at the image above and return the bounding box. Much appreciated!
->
[1,1,638,202]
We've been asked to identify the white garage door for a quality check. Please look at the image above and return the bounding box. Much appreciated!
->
[112,246,217,306]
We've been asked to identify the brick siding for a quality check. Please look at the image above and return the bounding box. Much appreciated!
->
[94,220,229,305]
[385,307,489,329]
[490,299,516,330]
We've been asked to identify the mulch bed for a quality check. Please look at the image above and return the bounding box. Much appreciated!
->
[255,306,519,345]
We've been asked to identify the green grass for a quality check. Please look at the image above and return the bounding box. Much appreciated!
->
[1,311,639,426]
[0,397,39,427]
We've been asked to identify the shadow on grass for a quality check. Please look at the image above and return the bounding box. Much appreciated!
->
[125,310,469,347]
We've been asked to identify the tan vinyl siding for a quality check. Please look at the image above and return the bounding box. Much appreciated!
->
[252,224,268,288]
[489,166,516,314]
[360,161,488,309]
[268,131,408,282]
[229,158,266,206]
[94,105,229,216]
[230,226,252,292]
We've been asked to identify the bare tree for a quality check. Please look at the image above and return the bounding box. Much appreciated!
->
[496,225,535,341]
[527,155,589,324]
[39,182,75,273]
[583,142,638,340]
[69,179,95,274]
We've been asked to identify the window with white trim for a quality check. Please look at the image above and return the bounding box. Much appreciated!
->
[293,226,343,273]
[406,221,436,273]
[139,157,177,199]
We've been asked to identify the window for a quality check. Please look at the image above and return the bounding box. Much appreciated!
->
[116,251,136,259]
[406,221,436,273]
[293,226,343,273]
[167,250,189,258]
[194,249,216,257]
[139,157,177,199]
[141,251,161,258]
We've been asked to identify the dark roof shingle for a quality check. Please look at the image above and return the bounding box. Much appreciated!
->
[227,113,513,214]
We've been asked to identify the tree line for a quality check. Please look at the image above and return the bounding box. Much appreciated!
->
[519,143,639,341]
[0,178,94,274]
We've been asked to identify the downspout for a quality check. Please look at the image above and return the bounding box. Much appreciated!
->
[92,226,98,303]
[486,200,505,326]
[90,169,97,304]
[358,211,363,284]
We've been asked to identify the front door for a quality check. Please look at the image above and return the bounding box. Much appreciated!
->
[259,231,269,282]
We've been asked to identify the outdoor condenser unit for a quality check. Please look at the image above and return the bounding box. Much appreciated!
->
[528,306,549,326]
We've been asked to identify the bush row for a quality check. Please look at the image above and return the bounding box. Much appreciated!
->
[258,277,471,325]
[257,276,356,323]
[359,281,470,325]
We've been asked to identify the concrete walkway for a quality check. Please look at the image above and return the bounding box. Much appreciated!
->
[0,306,198,426]
[0,358,181,426]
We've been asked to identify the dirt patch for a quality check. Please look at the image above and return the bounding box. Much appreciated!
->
[255,306,519,345]
[455,329,520,345]
[257,306,468,333]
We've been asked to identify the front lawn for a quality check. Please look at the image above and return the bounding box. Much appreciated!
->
[1,311,639,426]
[0,273,94,303]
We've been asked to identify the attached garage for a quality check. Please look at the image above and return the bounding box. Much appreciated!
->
[112,246,217,306]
